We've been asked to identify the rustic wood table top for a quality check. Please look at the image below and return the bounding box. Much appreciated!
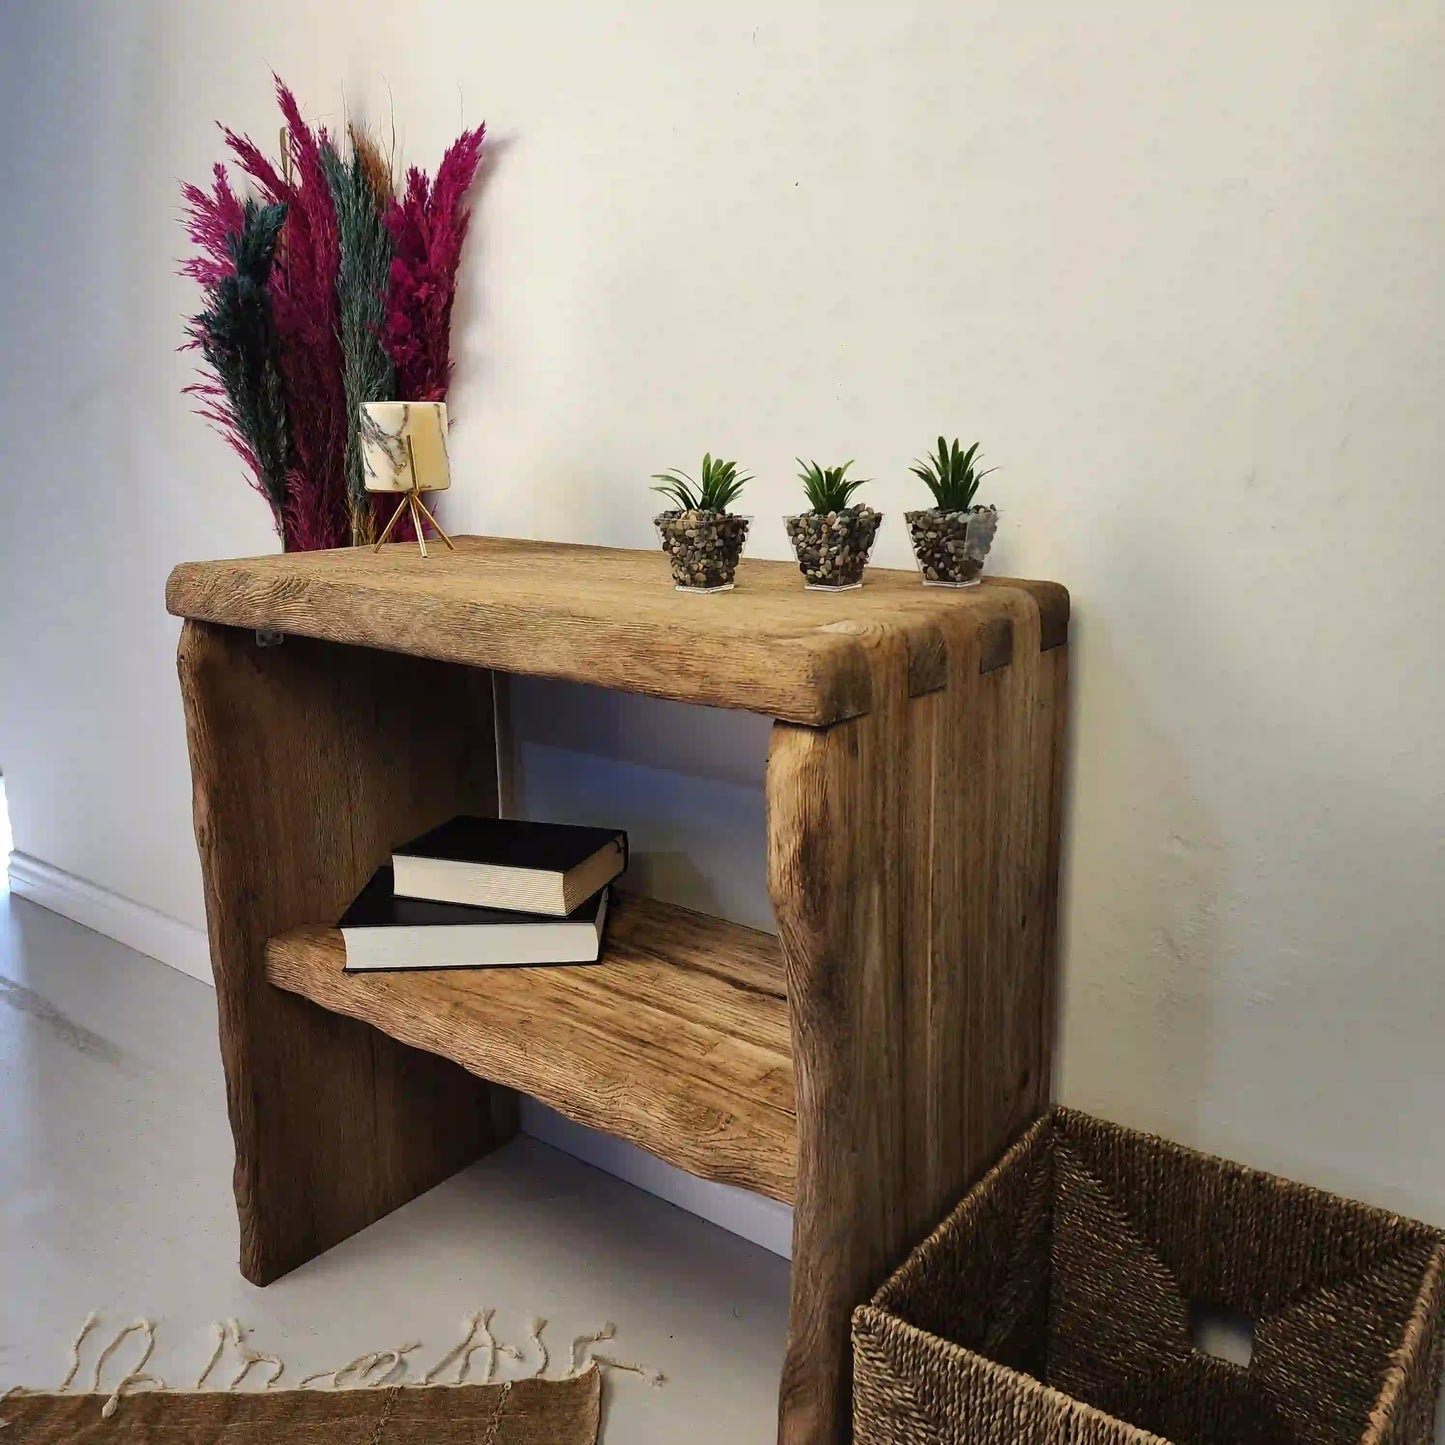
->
[167,534,1067,725]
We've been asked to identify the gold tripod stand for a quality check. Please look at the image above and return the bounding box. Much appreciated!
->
[373,436,456,557]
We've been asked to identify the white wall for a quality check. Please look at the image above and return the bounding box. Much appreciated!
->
[2,0,1442,1267]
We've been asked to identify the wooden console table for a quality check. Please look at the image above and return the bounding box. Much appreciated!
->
[166,536,1068,1444]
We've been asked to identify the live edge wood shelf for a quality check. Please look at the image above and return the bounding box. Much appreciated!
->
[167,536,1069,1445]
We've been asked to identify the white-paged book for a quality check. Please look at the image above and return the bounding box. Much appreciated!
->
[391,816,628,916]
[340,868,611,972]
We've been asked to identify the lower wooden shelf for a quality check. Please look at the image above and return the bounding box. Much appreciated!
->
[265,891,797,1203]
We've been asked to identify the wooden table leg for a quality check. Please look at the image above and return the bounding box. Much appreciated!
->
[768,595,1066,1443]
[177,621,518,1285]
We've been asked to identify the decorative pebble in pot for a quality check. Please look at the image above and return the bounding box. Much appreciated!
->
[905,436,1000,588]
[652,453,752,593]
[784,460,883,590]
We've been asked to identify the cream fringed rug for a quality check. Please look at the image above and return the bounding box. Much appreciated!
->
[0,1312,653,1444]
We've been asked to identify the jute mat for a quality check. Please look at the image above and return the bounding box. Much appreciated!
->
[0,1370,601,1443]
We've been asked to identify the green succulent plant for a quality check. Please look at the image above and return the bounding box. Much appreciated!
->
[797,459,868,514]
[910,436,997,511]
[651,453,750,514]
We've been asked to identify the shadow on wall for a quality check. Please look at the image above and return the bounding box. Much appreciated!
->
[502,675,775,932]
[438,128,515,477]
[1051,586,1445,1231]
[1055,613,1226,1147]
[1181,753,1445,1219]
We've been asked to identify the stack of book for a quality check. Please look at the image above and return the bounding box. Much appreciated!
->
[338,817,628,973]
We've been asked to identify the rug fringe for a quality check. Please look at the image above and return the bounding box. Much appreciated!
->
[224,1319,285,1390]
[364,1342,421,1387]
[301,1341,419,1390]
[567,1323,616,1377]
[59,1310,100,1392]
[422,1312,481,1385]
[527,1318,549,1379]
[4,1307,664,1415]
[593,1353,666,1388]
[194,1321,227,1390]
[299,1352,377,1389]
[456,1307,521,1385]
[97,1319,163,1419]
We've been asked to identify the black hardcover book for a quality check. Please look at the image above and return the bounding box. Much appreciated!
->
[391,816,628,916]
[340,867,610,972]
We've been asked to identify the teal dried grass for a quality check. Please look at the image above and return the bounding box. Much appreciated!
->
[322,139,396,544]
[189,201,292,530]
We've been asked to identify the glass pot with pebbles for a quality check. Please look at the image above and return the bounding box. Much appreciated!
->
[652,453,752,593]
[905,436,1000,588]
[784,460,883,590]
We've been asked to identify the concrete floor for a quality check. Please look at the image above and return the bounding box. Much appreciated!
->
[0,788,791,1440]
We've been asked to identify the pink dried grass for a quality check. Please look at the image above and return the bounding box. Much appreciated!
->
[383,124,486,403]
[222,78,351,550]
[180,165,247,288]
[183,374,264,491]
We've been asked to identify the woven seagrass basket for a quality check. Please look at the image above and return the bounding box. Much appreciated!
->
[853,1107,1445,1445]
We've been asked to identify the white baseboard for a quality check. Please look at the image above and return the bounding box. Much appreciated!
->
[4,851,791,1258]
[7,852,213,985]
[519,1098,793,1258]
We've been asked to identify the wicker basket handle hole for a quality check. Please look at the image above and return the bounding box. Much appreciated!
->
[1188,1301,1255,1369]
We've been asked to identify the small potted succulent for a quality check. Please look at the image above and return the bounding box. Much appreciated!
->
[906,436,1000,587]
[785,461,883,590]
[652,453,752,592]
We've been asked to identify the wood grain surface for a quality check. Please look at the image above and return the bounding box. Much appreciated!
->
[266,891,797,1202]
[177,622,519,1285]
[166,536,1067,726]
[768,600,1068,1444]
